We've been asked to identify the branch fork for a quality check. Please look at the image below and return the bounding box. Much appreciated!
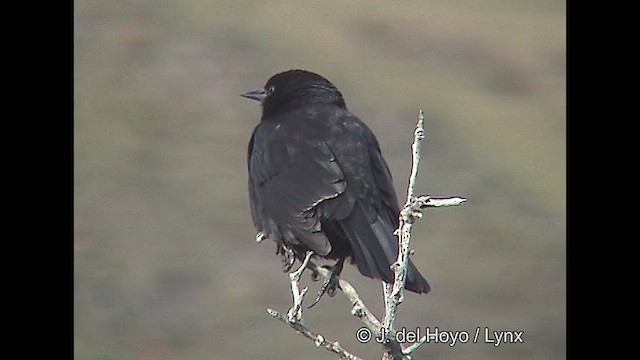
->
[265,110,466,359]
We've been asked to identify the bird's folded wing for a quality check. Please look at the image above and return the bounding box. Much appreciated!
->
[249,127,347,256]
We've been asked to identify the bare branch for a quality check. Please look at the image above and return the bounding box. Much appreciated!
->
[304,261,382,331]
[382,111,427,348]
[402,335,427,355]
[307,262,406,360]
[382,111,466,359]
[406,110,426,206]
[268,251,378,359]
[256,231,267,243]
[267,308,364,360]
[287,251,313,322]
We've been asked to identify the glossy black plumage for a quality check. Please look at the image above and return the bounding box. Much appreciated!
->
[244,70,430,294]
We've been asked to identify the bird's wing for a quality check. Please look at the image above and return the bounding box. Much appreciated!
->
[320,115,430,293]
[308,115,400,280]
[248,121,347,256]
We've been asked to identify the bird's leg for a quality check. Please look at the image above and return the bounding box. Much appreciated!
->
[278,244,296,273]
[307,258,345,308]
[309,264,332,282]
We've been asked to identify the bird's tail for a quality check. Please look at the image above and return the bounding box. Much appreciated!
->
[405,259,430,294]
[338,203,430,294]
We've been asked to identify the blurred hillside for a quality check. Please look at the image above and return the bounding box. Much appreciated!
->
[74,1,565,359]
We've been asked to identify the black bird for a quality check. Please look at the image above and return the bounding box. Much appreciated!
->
[242,70,430,300]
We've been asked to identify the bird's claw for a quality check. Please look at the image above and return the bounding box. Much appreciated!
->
[307,261,344,308]
[279,245,296,273]
[308,274,340,308]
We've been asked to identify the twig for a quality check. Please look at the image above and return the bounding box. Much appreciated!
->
[402,335,427,355]
[256,231,267,243]
[287,251,313,322]
[306,261,406,360]
[414,195,467,210]
[380,111,426,360]
[382,111,466,359]
[304,261,382,331]
[267,252,367,359]
[267,308,363,360]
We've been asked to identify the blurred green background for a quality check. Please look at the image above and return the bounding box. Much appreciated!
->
[74,1,565,359]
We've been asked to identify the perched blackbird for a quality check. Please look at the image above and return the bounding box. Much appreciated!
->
[242,70,430,299]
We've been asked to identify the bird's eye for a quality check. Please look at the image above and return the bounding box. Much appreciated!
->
[267,85,276,96]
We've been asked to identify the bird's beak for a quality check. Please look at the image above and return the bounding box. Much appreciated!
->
[240,88,267,103]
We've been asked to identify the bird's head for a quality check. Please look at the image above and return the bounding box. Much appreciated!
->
[241,69,346,119]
